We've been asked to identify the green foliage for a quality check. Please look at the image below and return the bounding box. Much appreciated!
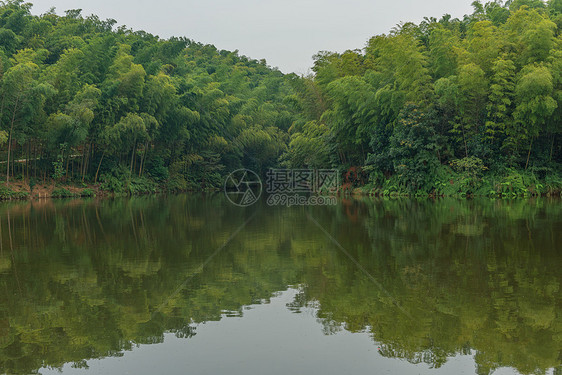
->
[450,156,488,175]
[52,144,66,181]
[386,104,443,193]
[449,156,488,194]
[486,57,516,141]
[80,188,95,197]
[286,0,562,196]
[51,188,75,198]
[492,168,562,196]
[99,166,158,195]
[283,120,332,169]
[0,1,294,190]
[0,0,560,196]
[0,184,28,199]
[145,156,169,181]
[127,176,158,195]
[99,165,130,194]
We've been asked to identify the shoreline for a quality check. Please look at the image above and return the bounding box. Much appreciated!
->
[353,187,562,199]
[1,180,560,201]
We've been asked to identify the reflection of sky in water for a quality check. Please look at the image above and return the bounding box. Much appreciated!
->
[40,289,511,375]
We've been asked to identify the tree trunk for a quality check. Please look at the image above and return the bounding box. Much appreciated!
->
[11,142,15,181]
[550,135,555,162]
[26,141,30,182]
[525,138,533,170]
[139,141,148,177]
[87,143,93,179]
[33,142,36,179]
[133,146,137,175]
[94,150,105,184]
[130,137,137,176]
[79,144,85,181]
[81,143,90,182]
[6,95,20,184]
[0,91,5,175]
[0,92,5,132]
[65,150,70,181]
[462,126,468,158]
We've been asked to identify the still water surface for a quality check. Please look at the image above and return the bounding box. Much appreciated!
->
[0,195,560,374]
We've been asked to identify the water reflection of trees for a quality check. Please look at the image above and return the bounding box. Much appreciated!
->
[0,196,560,374]
[307,198,562,375]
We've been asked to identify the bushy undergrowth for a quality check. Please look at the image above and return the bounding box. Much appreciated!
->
[99,166,158,195]
[50,187,96,198]
[363,165,562,198]
[0,185,29,200]
[51,188,75,198]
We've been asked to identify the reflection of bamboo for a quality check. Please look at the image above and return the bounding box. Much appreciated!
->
[34,202,39,246]
[82,207,93,245]
[7,211,22,294]
[130,204,139,247]
[0,212,3,257]
[525,219,535,252]
[95,205,109,243]
[7,212,12,251]
[24,205,28,245]
[139,208,147,243]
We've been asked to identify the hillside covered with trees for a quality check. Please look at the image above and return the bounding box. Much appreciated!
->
[0,0,295,197]
[0,0,561,198]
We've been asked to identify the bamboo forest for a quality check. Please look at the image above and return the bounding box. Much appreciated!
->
[0,0,560,197]
[0,0,561,375]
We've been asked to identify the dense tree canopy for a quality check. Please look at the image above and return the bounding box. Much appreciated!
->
[0,0,295,194]
[0,0,561,196]
[284,0,562,196]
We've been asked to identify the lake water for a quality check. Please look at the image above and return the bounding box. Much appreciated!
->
[0,195,560,374]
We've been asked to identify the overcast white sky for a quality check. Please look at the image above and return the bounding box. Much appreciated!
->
[30,0,473,74]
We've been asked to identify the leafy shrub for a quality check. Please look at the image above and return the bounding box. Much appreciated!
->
[167,175,197,192]
[127,177,158,195]
[146,156,169,182]
[99,165,130,194]
[491,169,552,197]
[543,172,562,195]
[387,105,443,193]
[51,188,76,198]
[80,188,96,197]
[448,157,488,194]
[0,186,29,200]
